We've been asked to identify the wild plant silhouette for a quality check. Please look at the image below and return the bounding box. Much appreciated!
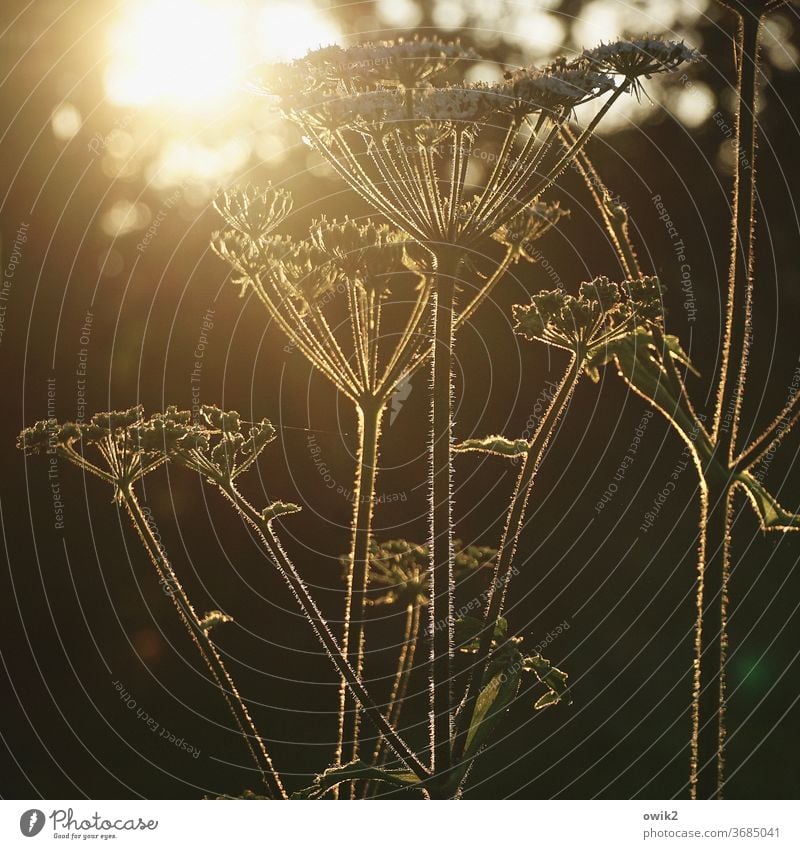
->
[18,17,798,800]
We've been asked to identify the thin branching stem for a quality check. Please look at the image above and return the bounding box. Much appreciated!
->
[120,486,287,799]
[217,483,430,783]
[712,12,763,458]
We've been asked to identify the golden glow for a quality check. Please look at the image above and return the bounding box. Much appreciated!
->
[104,0,341,110]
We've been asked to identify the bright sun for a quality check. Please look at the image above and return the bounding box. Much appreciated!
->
[104,0,341,110]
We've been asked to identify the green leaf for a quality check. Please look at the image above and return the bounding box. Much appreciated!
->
[736,472,800,532]
[463,656,522,759]
[260,501,301,523]
[454,435,528,458]
[290,760,421,799]
[533,691,562,710]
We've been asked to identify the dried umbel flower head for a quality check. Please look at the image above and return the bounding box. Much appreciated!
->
[138,405,279,488]
[497,60,614,121]
[492,200,569,259]
[368,539,429,607]
[367,538,497,607]
[17,406,167,497]
[583,38,701,95]
[339,37,480,88]
[513,275,663,356]
[214,184,293,239]
[258,37,480,96]
[309,217,408,292]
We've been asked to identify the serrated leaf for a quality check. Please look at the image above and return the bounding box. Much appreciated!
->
[291,760,421,799]
[260,501,301,523]
[454,435,528,458]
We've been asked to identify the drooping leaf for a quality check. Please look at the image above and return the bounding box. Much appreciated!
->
[525,653,572,710]
[290,760,421,799]
[454,435,528,458]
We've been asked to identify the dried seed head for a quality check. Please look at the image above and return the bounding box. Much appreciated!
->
[492,200,569,258]
[309,217,408,293]
[514,275,664,355]
[214,184,293,239]
[583,38,701,83]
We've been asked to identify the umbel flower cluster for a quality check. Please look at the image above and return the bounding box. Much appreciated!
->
[253,36,698,246]
[18,27,734,802]
[513,275,663,357]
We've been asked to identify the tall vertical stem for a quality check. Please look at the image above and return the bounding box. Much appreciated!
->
[336,397,383,796]
[453,356,582,763]
[713,12,762,457]
[429,256,458,778]
[120,487,286,799]
[691,475,733,799]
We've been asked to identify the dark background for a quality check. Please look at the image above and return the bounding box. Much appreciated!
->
[1,0,799,800]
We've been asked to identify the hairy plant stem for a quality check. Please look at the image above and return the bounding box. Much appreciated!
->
[692,470,733,800]
[217,483,430,784]
[713,12,761,456]
[429,254,459,779]
[119,485,286,799]
[363,601,422,797]
[452,354,583,765]
[336,396,384,797]
[695,10,762,799]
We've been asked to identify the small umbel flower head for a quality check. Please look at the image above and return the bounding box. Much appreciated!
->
[583,38,701,96]
[148,405,277,486]
[367,539,429,607]
[309,217,408,294]
[492,200,569,260]
[17,406,166,499]
[213,184,293,240]
[366,538,496,607]
[513,275,664,357]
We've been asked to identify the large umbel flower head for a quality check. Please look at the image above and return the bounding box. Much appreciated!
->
[252,37,697,250]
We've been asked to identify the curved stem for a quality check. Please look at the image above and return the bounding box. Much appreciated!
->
[453,355,582,764]
[713,13,762,457]
[335,397,384,796]
[120,487,286,799]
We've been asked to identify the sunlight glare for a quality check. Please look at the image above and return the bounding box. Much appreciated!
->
[256,2,341,63]
[105,0,341,110]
